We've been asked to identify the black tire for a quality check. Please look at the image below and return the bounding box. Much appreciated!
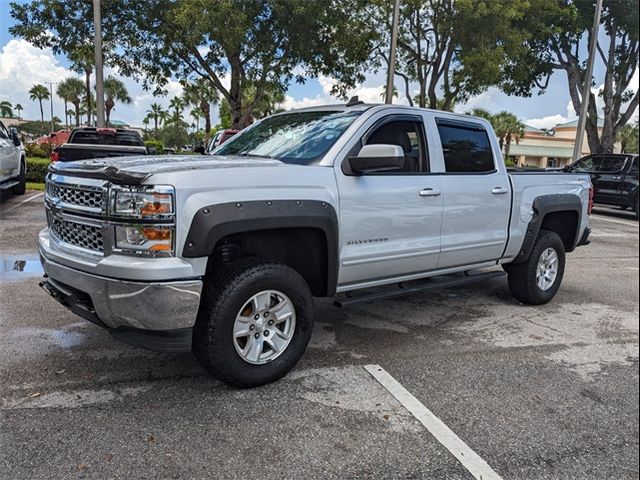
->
[13,160,26,195]
[505,229,566,305]
[193,259,314,388]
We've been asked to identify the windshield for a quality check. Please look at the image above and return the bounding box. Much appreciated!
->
[214,111,361,165]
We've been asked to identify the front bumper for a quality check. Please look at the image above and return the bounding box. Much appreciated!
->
[39,244,202,352]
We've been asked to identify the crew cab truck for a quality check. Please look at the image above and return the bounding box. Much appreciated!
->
[564,153,639,219]
[0,120,26,196]
[52,127,147,162]
[39,104,592,388]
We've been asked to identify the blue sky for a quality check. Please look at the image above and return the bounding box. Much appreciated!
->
[1,0,637,129]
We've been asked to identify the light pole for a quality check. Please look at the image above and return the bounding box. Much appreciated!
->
[46,82,54,133]
[385,0,401,104]
[572,0,603,161]
[93,0,106,128]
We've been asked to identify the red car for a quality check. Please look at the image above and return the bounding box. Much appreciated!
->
[206,129,238,153]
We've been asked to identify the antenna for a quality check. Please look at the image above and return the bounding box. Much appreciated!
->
[346,96,364,107]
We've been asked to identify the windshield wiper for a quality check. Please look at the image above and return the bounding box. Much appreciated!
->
[239,152,273,159]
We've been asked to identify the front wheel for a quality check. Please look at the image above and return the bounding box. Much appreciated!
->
[193,260,314,388]
[13,160,26,195]
[505,229,566,305]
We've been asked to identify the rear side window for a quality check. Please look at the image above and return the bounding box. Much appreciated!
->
[436,122,494,173]
[628,157,639,176]
[571,156,603,172]
[595,156,627,173]
[71,131,144,146]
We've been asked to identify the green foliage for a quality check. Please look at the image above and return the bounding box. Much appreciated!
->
[0,101,13,117]
[501,0,639,153]
[618,121,639,154]
[144,140,164,154]
[24,143,50,158]
[26,157,50,183]
[17,121,58,138]
[158,124,189,149]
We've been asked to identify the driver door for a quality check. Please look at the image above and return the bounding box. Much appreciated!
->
[335,114,444,288]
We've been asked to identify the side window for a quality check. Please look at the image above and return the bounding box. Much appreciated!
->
[436,122,495,173]
[572,156,602,172]
[364,120,426,173]
[628,157,639,176]
[0,121,8,139]
[596,156,627,173]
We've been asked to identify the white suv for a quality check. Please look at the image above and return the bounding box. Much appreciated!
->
[0,120,26,196]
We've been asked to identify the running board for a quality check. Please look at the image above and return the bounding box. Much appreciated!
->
[333,271,506,307]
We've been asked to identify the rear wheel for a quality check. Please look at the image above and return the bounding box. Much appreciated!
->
[13,160,26,195]
[505,229,566,305]
[193,260,314,388]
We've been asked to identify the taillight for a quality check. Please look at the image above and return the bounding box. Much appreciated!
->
[50,151,59,162]
[588,183,594,215]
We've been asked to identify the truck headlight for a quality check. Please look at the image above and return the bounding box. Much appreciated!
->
[114,225,174,256]
[112,186,174,218]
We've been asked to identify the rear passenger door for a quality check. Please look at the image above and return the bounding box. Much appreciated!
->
[434,118,511,268]
[592,156,628,205]
[0,121,19,183]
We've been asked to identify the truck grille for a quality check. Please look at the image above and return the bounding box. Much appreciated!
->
[49,214,105,253]
[46,180,105,213]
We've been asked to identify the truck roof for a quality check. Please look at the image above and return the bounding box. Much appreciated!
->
[278,102,489,124]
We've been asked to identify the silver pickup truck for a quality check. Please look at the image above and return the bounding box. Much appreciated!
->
[39,104,592,387]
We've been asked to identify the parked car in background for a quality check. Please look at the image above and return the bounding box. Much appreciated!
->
[0,120,26,196]
[51,127,147,162]
[564,153,639,219]
[35,129,71,147]
[39,104,592,388]
[206,129,239,153]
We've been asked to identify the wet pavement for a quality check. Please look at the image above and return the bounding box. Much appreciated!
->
[0,192,638,479]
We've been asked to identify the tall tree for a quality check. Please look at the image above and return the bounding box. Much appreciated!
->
[369,0,530,110]
[58,78,85,127]
[103,76,132,126]
[14,103,23,119]
[492,111,525,158]
[29,84,49,122]
[502,0,639,154]
[0,101,12,117]
[182,78,219,136]
[103,0,376,129]
[145,103,165,138]
[56,78,80,127]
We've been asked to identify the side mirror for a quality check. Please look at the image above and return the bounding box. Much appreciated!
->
[194,145,205,154]
[146,146,157,155]
[562,165,571,173]
[348,144,404,174]
[9,127,20,147]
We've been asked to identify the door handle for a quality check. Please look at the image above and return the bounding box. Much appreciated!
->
[491,187,509,195]
[419,188,441,197]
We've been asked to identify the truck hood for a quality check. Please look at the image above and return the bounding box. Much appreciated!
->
[49,154,285,184]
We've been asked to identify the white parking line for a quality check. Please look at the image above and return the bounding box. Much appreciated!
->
[0,192,44,216]
[364,364,503,480]
[591,214,638,228]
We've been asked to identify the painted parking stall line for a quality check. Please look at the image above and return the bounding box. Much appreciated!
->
[364,364,504,480]
[591,214,638,228]
[0,192,44,216]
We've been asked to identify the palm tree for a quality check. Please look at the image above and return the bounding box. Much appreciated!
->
[190,110,201,131]
[0,101,12,117]
[466,108,493,121]
[57,78,84,127]
[145,103,165,138]
[492,111,525,159]
[29,84,50,122]
[14,104,23,120]
[103,76,132,126]
[169,96,185,121]
[182,79,219,135]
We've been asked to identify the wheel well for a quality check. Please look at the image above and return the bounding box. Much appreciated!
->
[207,228,329,297]
[540,211,579,252]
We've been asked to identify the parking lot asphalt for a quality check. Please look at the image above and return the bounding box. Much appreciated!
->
[1,193,638,479]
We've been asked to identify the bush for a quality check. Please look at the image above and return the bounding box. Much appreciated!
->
[26,157,50,183]
[144,140,164,154]
[24,142,50,158]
